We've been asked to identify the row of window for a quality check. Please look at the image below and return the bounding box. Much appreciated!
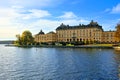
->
[58,38,101,42]
[57,34,101,37]
[57,29,100,33]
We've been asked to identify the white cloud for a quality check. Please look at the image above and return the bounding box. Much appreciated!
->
[104,3,120,14]
[0,8,18,17]
[0,2,90,40]
[0,8,20,40]
[0,6,52,40]
[11,5,24,9]
[100,19,119,31]
[58,12,77,19]
[22,9,51,19]
[79,19,89,24]
[102,23,116,31]
[111,3,120,13]
[104,8,111,13]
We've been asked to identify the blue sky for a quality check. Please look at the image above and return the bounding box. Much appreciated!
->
[0,0,120,40]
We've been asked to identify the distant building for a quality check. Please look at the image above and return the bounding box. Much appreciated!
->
[34,30,45,43]
[34,30,57,43]
[46,31,57,42]
[102,31,117,43]
[34,20,119,43]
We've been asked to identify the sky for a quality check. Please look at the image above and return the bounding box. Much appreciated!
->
[0,0,120,40]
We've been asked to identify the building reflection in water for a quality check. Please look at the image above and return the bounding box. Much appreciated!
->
[114,50,120,79]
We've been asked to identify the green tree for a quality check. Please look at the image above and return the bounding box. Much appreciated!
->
[21,30,34,45]
[16,30,34,45]
[16,34,21,45]
[115,23,120,41]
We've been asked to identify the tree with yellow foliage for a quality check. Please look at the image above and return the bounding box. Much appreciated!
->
[16,30,34,45]
[115,23,120,42]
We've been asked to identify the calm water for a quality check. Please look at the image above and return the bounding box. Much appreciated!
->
[0,45,120,80]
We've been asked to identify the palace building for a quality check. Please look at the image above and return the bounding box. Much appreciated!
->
[34,30,57,43]
[34,20,119,43]
[56,20,103,43]
[102,31,117,43]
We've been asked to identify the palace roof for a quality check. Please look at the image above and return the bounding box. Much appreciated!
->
[38,30,45,35]
[56,20,103,31]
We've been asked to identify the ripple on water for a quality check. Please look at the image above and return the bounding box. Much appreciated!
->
[0,46,119,80]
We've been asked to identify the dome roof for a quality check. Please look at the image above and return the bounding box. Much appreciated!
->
[38,30,45,35]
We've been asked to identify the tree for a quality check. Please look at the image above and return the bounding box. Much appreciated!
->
[115,23,120,42]
[16,30,34,45]
[16,34,21,45]
[21,30,34,45]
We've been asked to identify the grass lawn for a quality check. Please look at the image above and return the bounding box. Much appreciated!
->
[89,44,113,47]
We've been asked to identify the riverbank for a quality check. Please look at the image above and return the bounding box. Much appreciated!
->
[5,44,114,48]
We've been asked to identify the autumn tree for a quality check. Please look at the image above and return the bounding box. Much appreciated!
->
[16,30,34,45]
[115,23,120,42]
[16,34,21,45]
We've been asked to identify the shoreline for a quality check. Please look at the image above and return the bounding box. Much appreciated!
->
[5,44,113,49]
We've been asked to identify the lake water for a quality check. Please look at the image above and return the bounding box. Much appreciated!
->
[0,45,120,80]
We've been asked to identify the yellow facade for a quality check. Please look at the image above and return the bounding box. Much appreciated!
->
[56,28,102,42]
[34,21,119,43]
[56,21,103,43]
[102,31,118,43]
[34,30,57,43]
[46,32,57,42]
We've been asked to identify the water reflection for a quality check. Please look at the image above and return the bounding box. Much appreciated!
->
[114,50,120,79]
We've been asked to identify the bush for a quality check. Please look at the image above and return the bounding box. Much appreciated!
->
[59,42,66,46]
[41,42,48,45]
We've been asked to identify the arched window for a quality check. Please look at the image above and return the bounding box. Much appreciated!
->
[80,38,82,41]
[67,39,69,42]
